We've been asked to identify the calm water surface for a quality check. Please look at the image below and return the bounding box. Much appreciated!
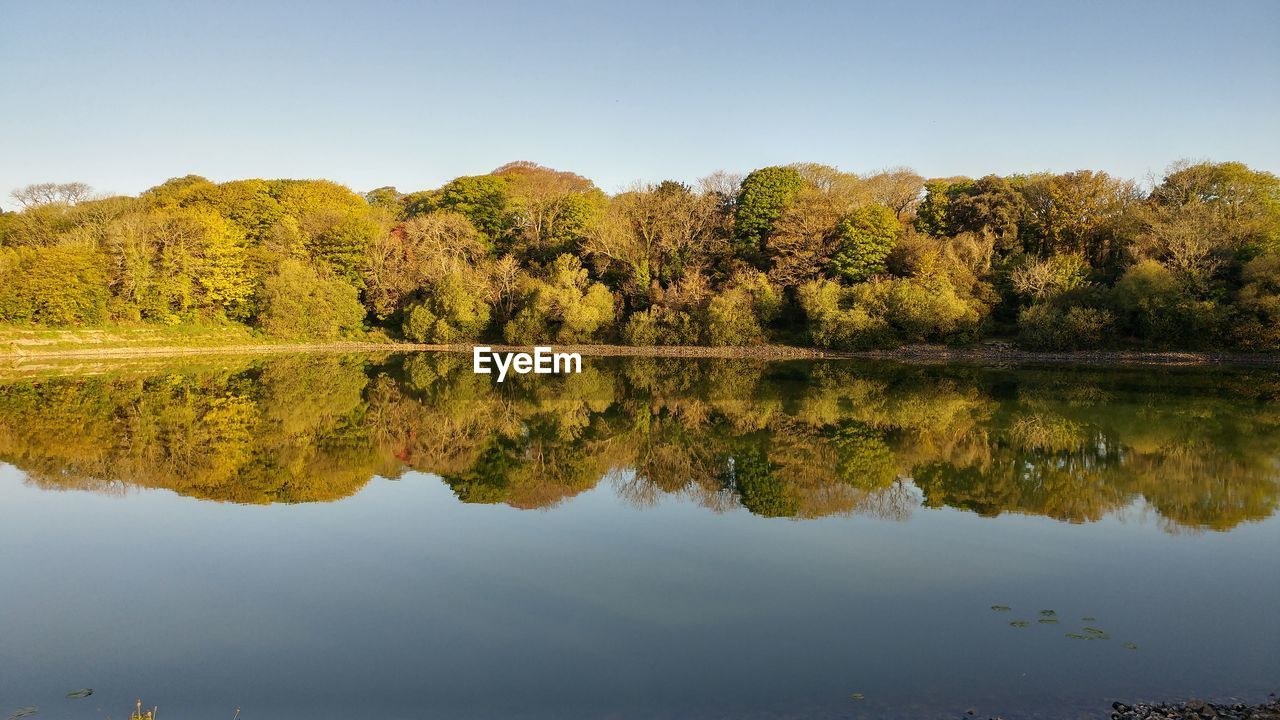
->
[1,353,1277,719]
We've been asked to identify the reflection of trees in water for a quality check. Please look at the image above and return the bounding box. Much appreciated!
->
[0,355,1277,531]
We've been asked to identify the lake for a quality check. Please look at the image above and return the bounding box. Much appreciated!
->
[1,353,1277,719]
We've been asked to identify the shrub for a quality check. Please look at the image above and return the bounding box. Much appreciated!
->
[502,254,615,344]
[400,274,491,343]
[621,309,659,345]
[881,276,980,343]
[1017,303,1115,350]
[0,246,109,325]
[797,279,895,350]
[1113,260,1211,346]
[705,288,762,345]
[829,205,900,282]
[1232,251,1280,350]
[703,271,783,346]
[255,258,365,339]
[1009,253,1090,302]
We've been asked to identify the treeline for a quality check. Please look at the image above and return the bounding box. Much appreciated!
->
[2,159,1278,350]
[2,355,1276,529]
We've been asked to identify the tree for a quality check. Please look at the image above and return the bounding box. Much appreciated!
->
[734,166,805,253]
[364,211,489,319]
[829,205,899,282]
[10,182,93,208]
[1128,161,1280,294]
[0,246,108,325]
[428,175,513,242]
[585,181,718,302]
[914,177,972,236]
[947,175,1028,254]
[503,254,615,343]
[1232,251,1280,349]
[765,186,843,288]
[493,161,603,262]
[255,258,365,339]
[1149,161,1280,250]
[401,273,492,343]
[365,186,405,213]
[864,168,925,220]
[1019,170,1140,263]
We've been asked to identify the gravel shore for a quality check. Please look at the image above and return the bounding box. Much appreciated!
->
[1109,697,1280,720]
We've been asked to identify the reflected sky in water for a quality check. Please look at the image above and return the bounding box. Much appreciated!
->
[0,354,1277,719]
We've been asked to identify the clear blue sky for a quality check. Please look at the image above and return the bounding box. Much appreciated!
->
[2,0,1277,208]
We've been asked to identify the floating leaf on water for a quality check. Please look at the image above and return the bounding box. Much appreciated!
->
[1123,642,1139,650]
[990,605,1011,612]
[850,693,865,701]
[1083,627,1109,638]
[1039,610,1056,617]
[1066,632,1091,640]
[1081,617,1096,622]
[1009,620,1029,628]
[8,708,38,720]
[66,689,93,699]
[1038,618,1059,624]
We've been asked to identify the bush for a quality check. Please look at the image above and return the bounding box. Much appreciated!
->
[0,246,109,325]
[1017,303,1115,350]
[255,258,365,339]
[1009,253,1090,302]
[1113,260,1212,346]
[1232,252,1280,350]
[401,274,491,343]
[502,254,615,344]
[703,271,782,346]
[797,279,895,350]
[621,309,659,345]
[622,306,702,345]
[829,205,899,282]
[705,288,762,345]
[881,276,981,343]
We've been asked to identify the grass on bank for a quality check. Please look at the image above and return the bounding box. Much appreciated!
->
[0,323,396,355]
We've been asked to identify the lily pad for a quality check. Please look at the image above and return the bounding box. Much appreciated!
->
[1038,618,1059,624]
[1083,627,1110,639]
[990,605,1011,612]
[8,708,38,720]
[850,693,865,701]
[1066,632,1091,640]
[66,689,94,699]
[1081,616,1096,622]
[1039,610,1056,617]
[1009,620,1030,628]
[1122,642,1139,650]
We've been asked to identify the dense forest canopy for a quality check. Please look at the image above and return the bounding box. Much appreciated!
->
[2,160,1278,350]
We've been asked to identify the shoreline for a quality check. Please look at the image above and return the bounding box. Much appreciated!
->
[3,338,1280,366]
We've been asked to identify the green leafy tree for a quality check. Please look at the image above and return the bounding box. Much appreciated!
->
[503,254,615,343]
[430,175,513,242]
[947,175,1028,253]
[0,246,109,325]
[401,273,492,343]
[734,166,805,253]
[914,178,972,236]
[829,205,900,282]
[255,258,365,339]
